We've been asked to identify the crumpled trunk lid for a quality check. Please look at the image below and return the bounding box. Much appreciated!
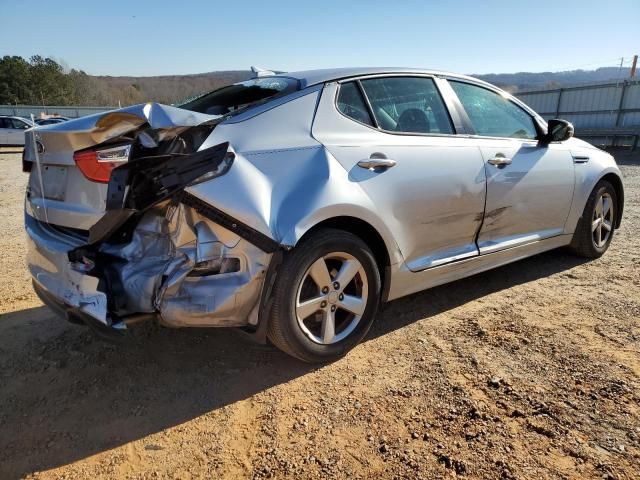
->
[25,102,222,231]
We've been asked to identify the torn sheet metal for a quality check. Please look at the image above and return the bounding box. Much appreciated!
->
[77,141,232,247]
[39,103,274,328]
[30,103,221,152]
[95,200,271,327]
[176,191,279,253]
[27,195,270,328]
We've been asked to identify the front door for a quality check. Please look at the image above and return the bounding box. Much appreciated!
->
[448,80,574,254]
[312,76,487,271]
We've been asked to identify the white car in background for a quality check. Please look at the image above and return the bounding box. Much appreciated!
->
[0,115,34,145]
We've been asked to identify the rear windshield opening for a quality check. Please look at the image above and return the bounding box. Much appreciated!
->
[179,77,300,115]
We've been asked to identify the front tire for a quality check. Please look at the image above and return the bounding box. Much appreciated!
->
[267,228,381,363]
[569,180,617,258]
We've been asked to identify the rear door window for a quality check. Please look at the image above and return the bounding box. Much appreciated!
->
[360,77,454,134]
[449,81,537,139]
[336,82,374,127]
[10,118,30,129]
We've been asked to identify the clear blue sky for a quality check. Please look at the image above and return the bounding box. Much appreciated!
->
[1,0,638,76]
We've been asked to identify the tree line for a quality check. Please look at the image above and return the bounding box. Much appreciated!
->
[0,55,249,107]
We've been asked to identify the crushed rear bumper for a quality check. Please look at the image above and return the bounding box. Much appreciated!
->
[32,279,152,340]
[26,213,108,323]
[25,198,274,331]
[25,110,282,333]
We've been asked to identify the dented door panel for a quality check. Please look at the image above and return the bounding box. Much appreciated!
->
[311,82,487,271]
[475,139,575,253]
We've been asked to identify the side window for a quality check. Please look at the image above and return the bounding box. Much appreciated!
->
[0,118,10,128]
[360,77,453,134]
[10,119,30,130]
[336,82,374,127]
[449,81,537,139]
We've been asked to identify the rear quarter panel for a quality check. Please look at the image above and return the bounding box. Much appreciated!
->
[187,87,404,266]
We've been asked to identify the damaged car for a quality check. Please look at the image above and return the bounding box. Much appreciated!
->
[24,68,624,362]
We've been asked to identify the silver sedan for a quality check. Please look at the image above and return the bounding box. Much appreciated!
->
[23,68,624,362]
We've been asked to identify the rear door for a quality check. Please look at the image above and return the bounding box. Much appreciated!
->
[312,76,487,271]
[447,80,575,254]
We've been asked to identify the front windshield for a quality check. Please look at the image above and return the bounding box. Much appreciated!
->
[179,77,299,115]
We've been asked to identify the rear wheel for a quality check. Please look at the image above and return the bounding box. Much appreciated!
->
[267,229,381,363]
[569,180,617,258]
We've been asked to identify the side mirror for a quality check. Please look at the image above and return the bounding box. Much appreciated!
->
[541,119,574,144]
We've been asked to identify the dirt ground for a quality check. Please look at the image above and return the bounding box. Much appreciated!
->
[0,147,638,480]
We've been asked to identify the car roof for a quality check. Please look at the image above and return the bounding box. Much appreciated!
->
[277,67,541,120]
[282,67,491,89]
[0,115,33,122]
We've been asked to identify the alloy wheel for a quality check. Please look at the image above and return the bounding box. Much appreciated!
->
[592,192,614,248]
[295,252,368,345]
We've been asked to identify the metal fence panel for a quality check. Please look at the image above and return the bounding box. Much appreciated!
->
[0,105,115,118]
[559,86,621,112]
[562,112,617,129]
[516,80,640,149]
[623,83,640,109]
[517,91,560,114]
[622,111,640,127]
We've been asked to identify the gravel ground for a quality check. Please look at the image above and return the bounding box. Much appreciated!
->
[0,148,638,479]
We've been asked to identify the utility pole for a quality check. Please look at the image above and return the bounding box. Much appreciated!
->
[615,57,625,85]
[631,55,638,78]
[618,57,624,79]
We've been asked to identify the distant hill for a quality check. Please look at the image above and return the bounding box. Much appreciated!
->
[1,54,634,108]
[473,67,630,93]
[98,66,630,103]
[93,70,252,106]
[94,66,631,105]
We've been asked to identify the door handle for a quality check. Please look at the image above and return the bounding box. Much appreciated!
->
[357,153,396,171]
[487,154,512,167]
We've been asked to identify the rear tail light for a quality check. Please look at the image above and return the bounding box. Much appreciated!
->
[74,144,131,183]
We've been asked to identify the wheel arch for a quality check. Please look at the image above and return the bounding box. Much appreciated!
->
[599,172,624,228]
[298,216,393,302]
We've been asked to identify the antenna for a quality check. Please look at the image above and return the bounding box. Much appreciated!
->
[250,66,276,78]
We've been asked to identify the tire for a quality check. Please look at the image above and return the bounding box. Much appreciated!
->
[267,228,381,363]
[569,180,617,258]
